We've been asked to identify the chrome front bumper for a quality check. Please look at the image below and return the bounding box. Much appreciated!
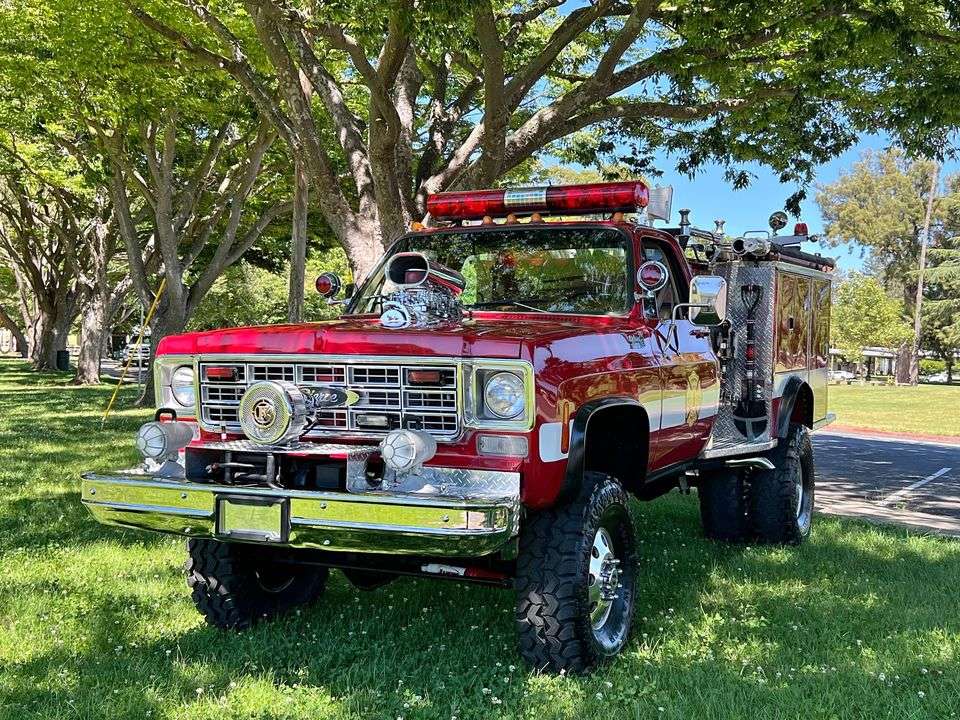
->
[81,471,519,557]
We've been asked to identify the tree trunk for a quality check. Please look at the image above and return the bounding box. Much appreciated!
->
[343,216,388,285]
[0,303,28,358]
[29,293,77,371]
[74,290,107,385]
[287,159,309,323]
[30,310,59,370]
[895,342,913,385]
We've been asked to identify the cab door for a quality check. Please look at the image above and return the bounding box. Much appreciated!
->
[641,238,720,469]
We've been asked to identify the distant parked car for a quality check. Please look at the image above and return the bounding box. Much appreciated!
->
[924,371,950,383]
[829,369,856,382]
[122,343,151,366]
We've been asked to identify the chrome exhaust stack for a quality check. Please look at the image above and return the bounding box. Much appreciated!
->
[731,236,771,258]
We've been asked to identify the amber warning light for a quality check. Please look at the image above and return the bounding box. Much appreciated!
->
[426,180,649,221]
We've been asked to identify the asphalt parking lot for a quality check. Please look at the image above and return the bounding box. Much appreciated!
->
[813,431,960,536]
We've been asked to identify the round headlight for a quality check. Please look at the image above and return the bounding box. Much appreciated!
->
[483,371,525,419]
[171,366,196,407]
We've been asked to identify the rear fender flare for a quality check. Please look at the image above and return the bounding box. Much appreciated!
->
[776,376,813,438]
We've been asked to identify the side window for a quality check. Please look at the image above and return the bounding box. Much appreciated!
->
[641,242,685,322]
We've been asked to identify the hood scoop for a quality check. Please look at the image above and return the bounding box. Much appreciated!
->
[379,252,465,329]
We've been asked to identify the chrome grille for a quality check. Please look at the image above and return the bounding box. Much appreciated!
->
[250,364,295,382]
[198,358,459,439]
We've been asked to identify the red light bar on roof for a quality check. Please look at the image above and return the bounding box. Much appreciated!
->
[426,180,649,221]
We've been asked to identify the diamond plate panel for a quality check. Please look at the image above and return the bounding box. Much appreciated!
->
[346,456,520,501]
[709,260,776,450]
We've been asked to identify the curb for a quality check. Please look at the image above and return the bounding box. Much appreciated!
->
[820,424,960,447]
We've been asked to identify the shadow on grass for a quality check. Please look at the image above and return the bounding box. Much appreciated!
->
[3,496,960,719]
[2,359,959,719]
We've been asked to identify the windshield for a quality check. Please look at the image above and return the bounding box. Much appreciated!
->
[350,226,632,315]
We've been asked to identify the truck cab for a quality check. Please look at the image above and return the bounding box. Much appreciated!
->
[82,180,833,673]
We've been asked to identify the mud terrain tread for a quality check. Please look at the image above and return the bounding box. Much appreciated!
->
[186,539,327,630]
[698,469,749,541]
[749,424,813,545]
[515,472,633,674]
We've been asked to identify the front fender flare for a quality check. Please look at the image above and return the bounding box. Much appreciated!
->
[559,397,646,504]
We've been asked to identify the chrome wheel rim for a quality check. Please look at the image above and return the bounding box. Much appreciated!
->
[795,472,804,519]
[588,527,621,632]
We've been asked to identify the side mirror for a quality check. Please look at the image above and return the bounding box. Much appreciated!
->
[315,272,342,299]
[689,275,727,326]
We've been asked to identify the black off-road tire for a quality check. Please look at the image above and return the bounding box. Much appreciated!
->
[186,539,328,629]
[749,423,815,544]
[342,568,397,591]
[698,469,749,541]
[515,472,637,674]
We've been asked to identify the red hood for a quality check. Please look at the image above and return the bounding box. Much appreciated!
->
[156,314,601,359]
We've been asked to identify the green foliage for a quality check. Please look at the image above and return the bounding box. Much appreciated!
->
[831,274,913,361]
[817,149,960,366]
[920,358,947,376]
[817,149,939,300]
[188,248,351,330]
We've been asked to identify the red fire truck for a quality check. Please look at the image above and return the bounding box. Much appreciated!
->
[81,180,834,673]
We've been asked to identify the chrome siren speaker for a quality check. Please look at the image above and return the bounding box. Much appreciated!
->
[380,429,437,473]
[238,380,308,445]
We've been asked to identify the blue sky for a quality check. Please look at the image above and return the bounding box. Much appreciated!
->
[645,135,960,274]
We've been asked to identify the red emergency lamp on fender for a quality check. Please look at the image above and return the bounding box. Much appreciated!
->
[426,180,649,221]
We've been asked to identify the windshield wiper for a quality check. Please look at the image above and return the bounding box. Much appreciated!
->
[468,299,550,313]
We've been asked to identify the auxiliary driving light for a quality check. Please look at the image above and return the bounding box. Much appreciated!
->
[380,429,437,473]
[135,421,196,461]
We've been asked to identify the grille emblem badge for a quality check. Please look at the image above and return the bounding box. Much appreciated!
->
[251,398,277,428]
[308,386,360,410]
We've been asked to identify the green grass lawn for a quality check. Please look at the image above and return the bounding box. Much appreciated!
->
[2,357,960,719]
[829,383,960,436]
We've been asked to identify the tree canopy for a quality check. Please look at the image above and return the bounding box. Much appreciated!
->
[2,0,960,382]
[131,0,960,277]
[831,274,913,363]
[817,149,960,380]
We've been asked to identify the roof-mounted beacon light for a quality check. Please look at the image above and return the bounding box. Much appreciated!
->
[768,211,788,235]
[426,180,649,221]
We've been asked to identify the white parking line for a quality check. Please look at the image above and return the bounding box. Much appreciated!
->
[880,467,952,506]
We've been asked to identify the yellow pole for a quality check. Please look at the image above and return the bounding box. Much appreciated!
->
[101,278,167,427]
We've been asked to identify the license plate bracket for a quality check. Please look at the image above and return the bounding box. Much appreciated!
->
[216,495,289,543]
